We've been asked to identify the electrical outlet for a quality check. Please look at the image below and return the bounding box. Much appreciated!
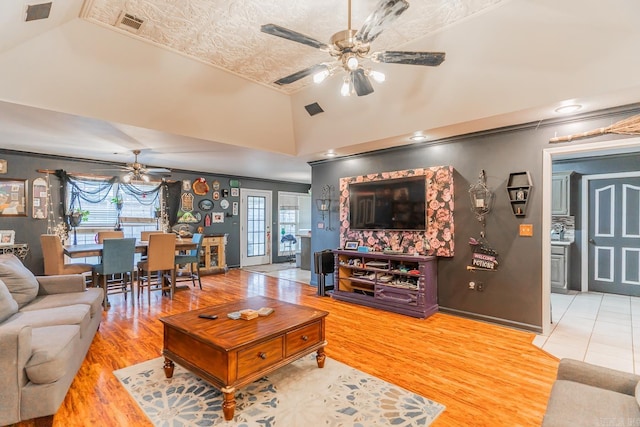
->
[468,281,476,290]
[476,282,484,292]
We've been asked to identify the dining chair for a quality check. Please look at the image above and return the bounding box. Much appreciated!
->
[40,234,93,276]
[92,238,136,309]
[137,233,177,304]
[96,230,124,243]
[140,230,164,241]
[174,233,203,289]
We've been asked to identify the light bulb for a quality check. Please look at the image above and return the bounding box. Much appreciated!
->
[122,173,131,183]
[346,56,359,71]
[341,78,351,96]
[142,174,150,183]
[313,69,330,84]
[369,70,385,83]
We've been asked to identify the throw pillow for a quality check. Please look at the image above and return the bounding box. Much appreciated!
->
[0,254,39,308]
[0,278,19,322]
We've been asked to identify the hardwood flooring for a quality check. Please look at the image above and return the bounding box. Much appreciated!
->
[15,269,558,426]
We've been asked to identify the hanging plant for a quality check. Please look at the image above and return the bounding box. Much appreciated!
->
[68,209,89,227]
[110,196,124,211]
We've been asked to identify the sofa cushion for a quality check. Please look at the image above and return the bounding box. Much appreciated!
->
[0,278,19,322]
[0,254,39,308]
[22,288,103,318]
[25,325,80,384]
[543,379,640,426]
[636,381,640,408]
[6,304,91,338]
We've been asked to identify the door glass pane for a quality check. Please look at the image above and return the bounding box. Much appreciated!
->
[247,195,266,257]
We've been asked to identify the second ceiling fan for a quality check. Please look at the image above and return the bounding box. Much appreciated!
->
[261,0,446,96]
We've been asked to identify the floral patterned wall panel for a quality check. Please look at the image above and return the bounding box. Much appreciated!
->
[339,166,454,257]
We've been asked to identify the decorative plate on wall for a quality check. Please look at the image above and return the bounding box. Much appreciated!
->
[192,178,209,195]
[220,199,229,209]
[198,199,213,211]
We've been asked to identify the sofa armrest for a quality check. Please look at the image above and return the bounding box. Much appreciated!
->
[36,274,86,295]
[0,324,33,426]
[557,358,640,396]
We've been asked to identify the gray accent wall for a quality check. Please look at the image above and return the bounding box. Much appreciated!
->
[0,150,310,275]
[310,104,640,332]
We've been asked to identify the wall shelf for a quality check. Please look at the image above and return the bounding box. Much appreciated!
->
[506,171,532,217]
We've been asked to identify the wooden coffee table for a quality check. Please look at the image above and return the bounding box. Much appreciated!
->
[160,296,328,420]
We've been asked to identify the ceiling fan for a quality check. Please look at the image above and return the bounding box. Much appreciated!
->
[261,0,445,96]
[119,150,171,183]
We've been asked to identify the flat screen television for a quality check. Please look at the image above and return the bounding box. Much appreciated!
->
[349,176,426,230]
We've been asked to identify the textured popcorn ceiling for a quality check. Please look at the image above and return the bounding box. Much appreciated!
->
[83,0,504,93]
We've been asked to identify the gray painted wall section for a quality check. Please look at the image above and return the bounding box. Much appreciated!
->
[0,150,309,274]
[310,104,640,332]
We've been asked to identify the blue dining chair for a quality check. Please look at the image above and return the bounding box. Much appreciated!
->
[174,233,203,289]
[92,238,136,309]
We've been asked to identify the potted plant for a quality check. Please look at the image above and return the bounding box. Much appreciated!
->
[68,209,89,227]
[110,196,124,211]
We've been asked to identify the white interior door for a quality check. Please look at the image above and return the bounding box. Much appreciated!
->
[240,189,272,267]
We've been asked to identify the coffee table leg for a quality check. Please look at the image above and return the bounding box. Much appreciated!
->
[316,347,326,368]
[221,387,236,420]
[163,358,175,378]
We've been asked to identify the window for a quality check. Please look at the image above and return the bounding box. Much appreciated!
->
[277,192,311,256]
[66,178,161,247]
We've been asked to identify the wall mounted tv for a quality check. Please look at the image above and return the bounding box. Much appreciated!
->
[349,176,426,230]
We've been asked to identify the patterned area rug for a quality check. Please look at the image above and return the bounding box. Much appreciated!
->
[114,354,445,426]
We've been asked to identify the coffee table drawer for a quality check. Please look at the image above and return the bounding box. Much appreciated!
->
[237,337,284,378]
[285,321,322,357]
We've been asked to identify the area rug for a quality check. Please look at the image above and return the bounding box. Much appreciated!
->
[114,353,445,426]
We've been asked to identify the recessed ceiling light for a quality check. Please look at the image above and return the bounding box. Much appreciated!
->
[554,104,582,114]
[325,150,337,157]
[409,135,428,142]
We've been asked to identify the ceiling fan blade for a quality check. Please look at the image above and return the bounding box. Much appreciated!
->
[261,24,329,51]
[356,0,409,44]
[352,69,374,97]
[274,64,328,86]
[371,51,446,66]
[143,167,172,175]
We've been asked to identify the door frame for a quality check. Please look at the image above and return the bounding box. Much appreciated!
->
[542,136,640,335]
[240,188,272,267]
[581,171,640,292]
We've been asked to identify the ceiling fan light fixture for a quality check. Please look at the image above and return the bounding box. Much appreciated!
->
[340,77,351,96]
[313,69,330,84]
[122,172,132,183]
[345,55,359,71]
[368,69,385,83]
[142,174,150,183]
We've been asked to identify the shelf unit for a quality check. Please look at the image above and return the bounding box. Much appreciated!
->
[199,234,228,275]
[332,250,438,319]
[506,171,532,217]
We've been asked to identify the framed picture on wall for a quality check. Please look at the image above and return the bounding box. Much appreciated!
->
[0,230,15,246]
[0,178,27,217]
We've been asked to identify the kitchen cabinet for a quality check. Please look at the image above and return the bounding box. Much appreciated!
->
[551,244,569,292]
[552,172,573,216]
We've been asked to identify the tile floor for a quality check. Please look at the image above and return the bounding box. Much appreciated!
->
[533,291,640,374]
[243,263,312,285]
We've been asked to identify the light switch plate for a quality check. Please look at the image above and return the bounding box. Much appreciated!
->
[519,224,533,236]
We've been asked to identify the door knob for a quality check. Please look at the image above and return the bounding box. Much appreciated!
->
[588,238,596,244]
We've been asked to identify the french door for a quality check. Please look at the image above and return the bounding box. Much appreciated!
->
[587,173,640,296]
[240,189,272,267]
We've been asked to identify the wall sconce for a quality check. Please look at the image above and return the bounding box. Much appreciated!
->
[315,185,333,220]
[469,170,493,224]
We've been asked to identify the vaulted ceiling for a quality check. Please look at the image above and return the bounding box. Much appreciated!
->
[0,0,639,183]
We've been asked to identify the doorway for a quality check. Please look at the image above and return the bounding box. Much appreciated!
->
[542,136,640,335]
[240,189,272,267]
[584,173,640,296]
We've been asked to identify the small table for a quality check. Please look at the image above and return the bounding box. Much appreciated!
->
[160,296,328,420]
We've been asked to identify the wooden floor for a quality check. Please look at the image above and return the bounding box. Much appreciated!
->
[15,269,558,426]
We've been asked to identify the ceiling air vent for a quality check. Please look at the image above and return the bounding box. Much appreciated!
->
[116,12,144,33]
[25,2,52,22]
[304,102,324,117]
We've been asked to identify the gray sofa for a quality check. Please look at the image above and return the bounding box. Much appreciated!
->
[0,254,103,426]
[543,358,640,426]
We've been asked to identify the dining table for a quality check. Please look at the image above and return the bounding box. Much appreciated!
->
[63,238,197,258]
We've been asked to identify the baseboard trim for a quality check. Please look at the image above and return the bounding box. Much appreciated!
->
[438,307,543,334]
